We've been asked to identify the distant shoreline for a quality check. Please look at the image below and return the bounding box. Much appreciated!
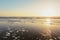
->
[0,17,60,19]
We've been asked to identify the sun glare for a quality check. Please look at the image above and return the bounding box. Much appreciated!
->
[46,18,51,25]
[44,18,52,27]
[41,7,56,17]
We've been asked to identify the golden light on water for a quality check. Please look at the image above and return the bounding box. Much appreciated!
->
[44,18,52,27]
[46,18,51,26]
[42,18,52,37]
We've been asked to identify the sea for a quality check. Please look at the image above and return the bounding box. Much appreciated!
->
[0,17,60,40]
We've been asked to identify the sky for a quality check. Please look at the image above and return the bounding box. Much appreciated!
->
[0,0,60,17]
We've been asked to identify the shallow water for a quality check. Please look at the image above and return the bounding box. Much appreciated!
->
[0,17,60,40]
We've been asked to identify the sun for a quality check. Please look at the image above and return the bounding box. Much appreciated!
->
[41,7,56,17]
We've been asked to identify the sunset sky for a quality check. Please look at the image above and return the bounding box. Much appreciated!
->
[0,0,60,17]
